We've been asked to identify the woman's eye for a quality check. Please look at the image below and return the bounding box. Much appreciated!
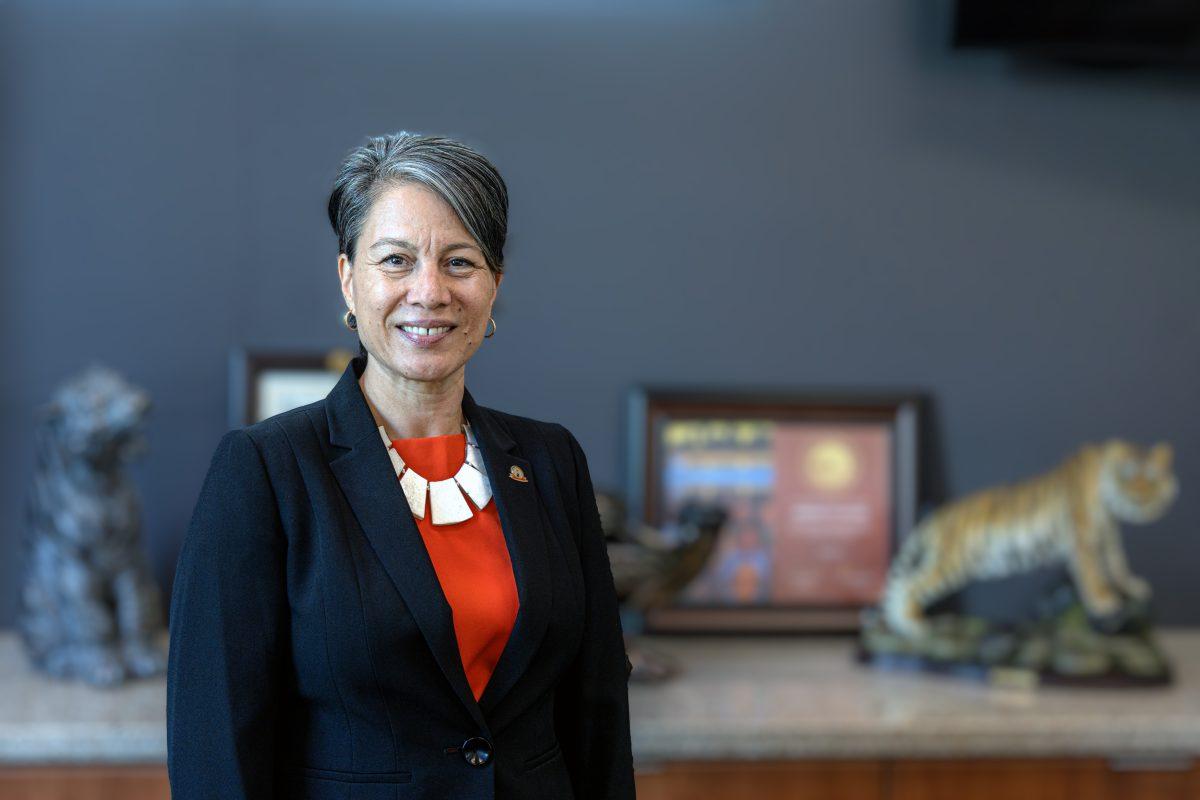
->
[383,254,409,267]
[448,258,476,272]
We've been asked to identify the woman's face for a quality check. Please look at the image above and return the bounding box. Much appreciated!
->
[339,182,502,388]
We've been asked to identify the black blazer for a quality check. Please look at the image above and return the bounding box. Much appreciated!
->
[167,354,636,799]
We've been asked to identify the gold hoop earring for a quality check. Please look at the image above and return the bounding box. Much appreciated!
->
[484,316,496,338]
[343,310,357,330]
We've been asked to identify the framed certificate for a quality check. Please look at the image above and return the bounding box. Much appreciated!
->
[230,348,355,427]
[627,388,920,633]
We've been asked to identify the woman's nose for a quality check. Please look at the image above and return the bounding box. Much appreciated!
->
[407,261,452,306]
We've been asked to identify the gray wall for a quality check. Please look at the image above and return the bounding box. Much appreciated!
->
[4,0,1198,626]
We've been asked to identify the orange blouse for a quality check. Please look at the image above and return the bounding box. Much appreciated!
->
[389,432,519,702]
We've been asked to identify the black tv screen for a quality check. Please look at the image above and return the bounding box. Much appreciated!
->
[954,1,1200,65]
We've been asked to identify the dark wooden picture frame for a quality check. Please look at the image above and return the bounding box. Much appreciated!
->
[627,387,920,634]
[229,348,355,428]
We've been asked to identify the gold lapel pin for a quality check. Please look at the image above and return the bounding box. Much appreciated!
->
[508,465,528,483]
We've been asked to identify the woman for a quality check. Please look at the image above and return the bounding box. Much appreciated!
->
[167,132,636,799]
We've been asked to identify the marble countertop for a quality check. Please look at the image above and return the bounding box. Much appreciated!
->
[0,633,168,765]
[629,631,1200,763]
[4,630,1200,765]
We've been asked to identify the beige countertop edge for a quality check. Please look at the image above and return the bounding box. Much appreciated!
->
[4,726,1200,766]
[630,727,1200,762]
[0,726,166,766]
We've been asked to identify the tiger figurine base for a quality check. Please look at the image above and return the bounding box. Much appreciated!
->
[882,439,1177,639]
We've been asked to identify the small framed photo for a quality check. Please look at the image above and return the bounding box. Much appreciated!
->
[627,388,920,633]
[230,349,355,427]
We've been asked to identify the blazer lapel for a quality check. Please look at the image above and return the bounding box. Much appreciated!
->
[325,355,486,732]
[324,355,552,727]
[462,388,552,717]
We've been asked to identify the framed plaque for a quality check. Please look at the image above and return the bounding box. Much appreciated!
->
[627,388,920,633]
[230,348,355,427]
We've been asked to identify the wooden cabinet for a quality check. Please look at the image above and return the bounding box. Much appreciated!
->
[0,766,169,800]
[890,758,1200,800]
[633,758,1200,800]
[4,759,1198,800]
[635,759,885,800]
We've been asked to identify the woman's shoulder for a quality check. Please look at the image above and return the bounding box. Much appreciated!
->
[473,402,577,453]
[242,397,326,444]
[221,395,586,474]
[209,397,329,474]
[471,403,593,497]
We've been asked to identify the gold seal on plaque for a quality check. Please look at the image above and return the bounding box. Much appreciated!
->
[804,440,858,491]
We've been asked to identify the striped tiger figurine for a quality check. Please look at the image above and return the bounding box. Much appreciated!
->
[882,439,1177,638]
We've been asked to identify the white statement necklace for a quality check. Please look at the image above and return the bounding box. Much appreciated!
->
[378,422,493,525]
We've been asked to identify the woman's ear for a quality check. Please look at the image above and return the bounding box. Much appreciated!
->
[338,254,355,308]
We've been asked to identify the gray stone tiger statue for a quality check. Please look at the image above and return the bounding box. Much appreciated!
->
[882,439,1177,638]
[18,365,167,686]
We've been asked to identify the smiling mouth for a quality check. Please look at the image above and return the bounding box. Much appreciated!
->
[399,324,454,336]
[395,324,457,346]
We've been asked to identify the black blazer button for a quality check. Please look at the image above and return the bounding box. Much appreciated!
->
[461,736,493,768]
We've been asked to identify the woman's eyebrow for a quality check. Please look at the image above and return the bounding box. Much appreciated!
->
[369,237,479,254]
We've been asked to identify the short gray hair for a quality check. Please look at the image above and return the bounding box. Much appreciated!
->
[327,131,508,275]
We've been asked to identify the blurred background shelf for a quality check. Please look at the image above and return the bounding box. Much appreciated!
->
[5,630,1200,798]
